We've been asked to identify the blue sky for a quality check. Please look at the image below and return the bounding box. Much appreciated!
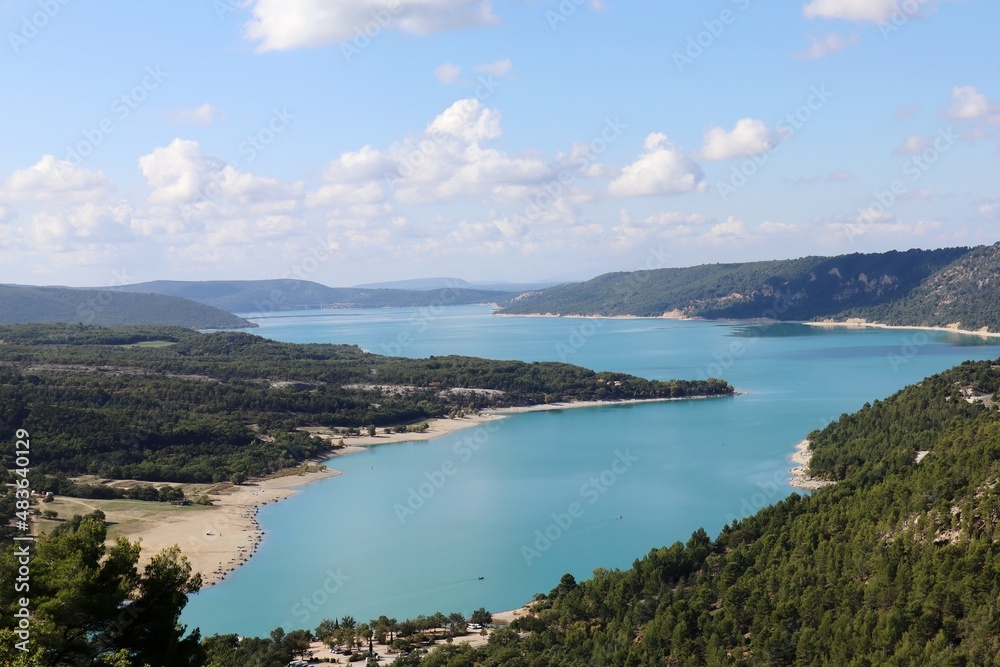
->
[1,0,997,287]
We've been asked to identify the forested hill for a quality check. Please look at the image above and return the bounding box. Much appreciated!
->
[107,279,510,314]
[0,324,733,484]
[397,357,1000,665]
[0,284,253,329]
[498,244,1000,332]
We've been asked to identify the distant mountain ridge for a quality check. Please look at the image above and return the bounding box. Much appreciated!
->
[498,243,1000,332]
[107,279,508,315]
[353,277,562,292]
[0,285,253,329]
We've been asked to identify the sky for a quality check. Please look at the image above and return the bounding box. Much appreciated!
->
[0,0,998,288]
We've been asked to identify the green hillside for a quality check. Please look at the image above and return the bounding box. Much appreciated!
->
[0,324,732,485]
[0,285,253,329]
[391,358,1000,666]
[109,279,509,314]
[499,244,1000,332]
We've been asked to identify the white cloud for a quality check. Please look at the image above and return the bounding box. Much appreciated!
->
[609,134,705,197]
[759,220,799,235]
[794,33,858,59]
[979,202,999,220]
[135,139,303,238]
[434,62,463,84]
[26,201,134,250]
[698,119,777,161]
[245,0,498,52]
[1,156,114,204]
[313,99,551,207]
[709,216,747,239]
[892,135,933,155]
[168,103,224,126]
[475,59,512,77]
[942,86,1000,122]
[803,0,902,22]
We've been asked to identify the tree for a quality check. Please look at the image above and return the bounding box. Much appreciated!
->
[470,608,493,626]
[0,511,203,667]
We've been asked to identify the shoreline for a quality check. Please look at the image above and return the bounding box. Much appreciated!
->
[495,311,1000,338]
[801,319,1000,339]
[129,397,729,587]
[788,439,834,491]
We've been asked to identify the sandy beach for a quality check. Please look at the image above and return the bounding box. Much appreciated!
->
[788,439,834,491]
[803,318,1000,339]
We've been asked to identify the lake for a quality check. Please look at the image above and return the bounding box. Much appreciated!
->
[182,307,1000,636]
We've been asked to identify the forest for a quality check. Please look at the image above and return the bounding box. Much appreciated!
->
[0,324,732,485]
[2,351,999,664]
[497,243,1000,334]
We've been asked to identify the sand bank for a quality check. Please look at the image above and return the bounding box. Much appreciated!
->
[788,439,834,491]
[803,318,1000,339]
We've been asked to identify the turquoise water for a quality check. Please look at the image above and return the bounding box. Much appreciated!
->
[183,307,1000,636]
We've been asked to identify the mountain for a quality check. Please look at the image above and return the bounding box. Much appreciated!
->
[107,279,509,314]
[353,277,563,292]
[0,285,253,329]
[498,244,1000,332]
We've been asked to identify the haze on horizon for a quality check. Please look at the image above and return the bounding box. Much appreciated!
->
[1,0,998,288]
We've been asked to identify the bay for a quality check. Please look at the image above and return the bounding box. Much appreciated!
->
[182,307,1000,636]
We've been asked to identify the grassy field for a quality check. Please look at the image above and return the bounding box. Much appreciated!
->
[35,495,215,541]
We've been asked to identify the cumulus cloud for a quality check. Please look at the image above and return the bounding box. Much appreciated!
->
[803,0,902,22]
[245,0,499,51]
[1,156,114,204]
[475,58,512,77]
[434,62,462,84]
[698,119,777,161]
[314,99,551,206]
[135,139,303,238]
[892,135,933,155]
[709,216,747,239]
[942,86,1000,122]
[794,33,858,59]
[609,134,705,197]
[168,103,224,126]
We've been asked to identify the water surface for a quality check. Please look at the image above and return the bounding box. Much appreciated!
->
[183,308,1000,635]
